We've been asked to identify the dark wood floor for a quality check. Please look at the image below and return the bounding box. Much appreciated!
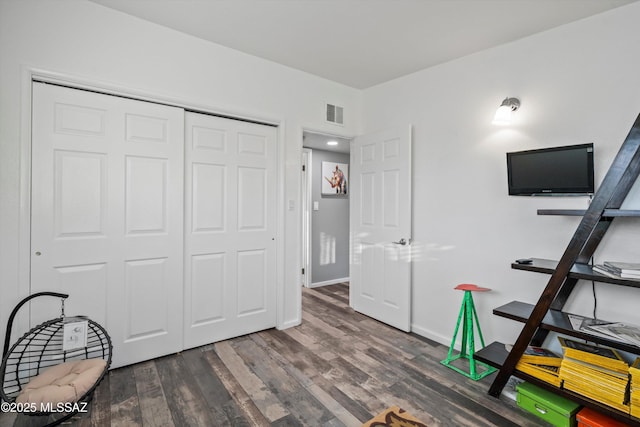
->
[1,284,548,426]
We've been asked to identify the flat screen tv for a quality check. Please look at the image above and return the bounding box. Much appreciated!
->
[507,143,594,196]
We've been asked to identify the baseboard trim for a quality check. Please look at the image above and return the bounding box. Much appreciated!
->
[309,277,350,288]
[410,323,451,348]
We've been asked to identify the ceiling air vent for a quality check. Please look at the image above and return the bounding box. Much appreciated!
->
[325,103,344,125]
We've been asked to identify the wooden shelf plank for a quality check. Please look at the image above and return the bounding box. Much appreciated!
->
[475,342,640,426]
[493,301,640,354]
[537,209,587,216]
[511,258,640,289]
[605,209,640,217]
[537,209,640,217]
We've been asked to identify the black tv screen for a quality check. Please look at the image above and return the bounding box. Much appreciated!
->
[507,143,594,196]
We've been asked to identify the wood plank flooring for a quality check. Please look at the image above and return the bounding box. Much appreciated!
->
[1,284,548,426]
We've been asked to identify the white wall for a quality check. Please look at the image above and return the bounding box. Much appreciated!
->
[0,0,361,347]
[362,2,640,354]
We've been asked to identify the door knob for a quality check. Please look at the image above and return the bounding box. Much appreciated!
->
[35,251,42,256]
[392,238,407,245]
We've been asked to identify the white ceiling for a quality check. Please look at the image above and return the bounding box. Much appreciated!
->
[303,132,351,154]
[90,0,636,89]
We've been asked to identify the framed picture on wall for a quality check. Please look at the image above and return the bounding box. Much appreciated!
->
[322,162,348,196]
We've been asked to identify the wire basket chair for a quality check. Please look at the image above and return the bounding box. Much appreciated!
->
[0,292,112,426]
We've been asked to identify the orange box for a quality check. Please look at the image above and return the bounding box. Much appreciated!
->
[576,407,627,427]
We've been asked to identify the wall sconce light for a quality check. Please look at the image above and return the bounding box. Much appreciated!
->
[492,97,520,125]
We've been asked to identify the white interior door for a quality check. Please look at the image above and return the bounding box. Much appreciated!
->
[184,112,277,349]
[349,125,412,331]
[31,82,185,368]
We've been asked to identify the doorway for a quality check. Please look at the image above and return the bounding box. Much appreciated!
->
[301,131,351,288]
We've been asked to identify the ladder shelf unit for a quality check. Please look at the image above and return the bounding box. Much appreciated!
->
[474,113,640,426]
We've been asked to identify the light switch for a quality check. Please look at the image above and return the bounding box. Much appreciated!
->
[313,201,319,211]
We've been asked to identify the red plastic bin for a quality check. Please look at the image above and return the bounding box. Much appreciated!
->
[576,408,627,427]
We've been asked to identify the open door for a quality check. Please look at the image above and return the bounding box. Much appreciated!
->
[349,125,412,331]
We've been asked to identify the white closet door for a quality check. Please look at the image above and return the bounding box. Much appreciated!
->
[31,82,185,368]
[184,112,277,349]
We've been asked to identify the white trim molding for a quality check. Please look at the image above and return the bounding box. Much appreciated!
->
[310,277,350,288]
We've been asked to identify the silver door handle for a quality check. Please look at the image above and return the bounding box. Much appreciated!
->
[392,238,407,245]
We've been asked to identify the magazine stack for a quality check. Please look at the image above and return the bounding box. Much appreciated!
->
[575,317,640,347]
[558,337,630,412]
[513,345,562,387]
[631,358,640,418]
[593,261,640,280]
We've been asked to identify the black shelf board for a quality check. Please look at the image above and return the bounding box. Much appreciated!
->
[475,342,640,426]
[511,258,640,289]
[493,301,640,354]
[474,341,508,369]
[537,209,640,217]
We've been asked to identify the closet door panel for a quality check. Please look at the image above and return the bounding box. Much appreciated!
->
[31,82,184,368]
[184,112,277,349]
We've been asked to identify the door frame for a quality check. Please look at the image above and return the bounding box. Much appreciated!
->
[16,67,288,335]
[301,148,313,288]
[299,127,354,290]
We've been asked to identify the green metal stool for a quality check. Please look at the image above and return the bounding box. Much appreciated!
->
[440,283,496,380]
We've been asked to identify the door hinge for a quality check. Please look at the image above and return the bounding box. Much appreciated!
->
[302,165,306,172]
[302,268,305,275]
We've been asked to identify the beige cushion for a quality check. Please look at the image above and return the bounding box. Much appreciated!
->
[16,359,106,406]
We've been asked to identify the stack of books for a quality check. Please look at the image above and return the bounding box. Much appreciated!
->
[593,261,640,279]
[631,358,640,418]
[512,345,562,387]
[558,337,630,412]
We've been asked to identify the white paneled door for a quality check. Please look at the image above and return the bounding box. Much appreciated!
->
[350,126,412,332]
[184,112,277,349]
[31,82,185,368]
